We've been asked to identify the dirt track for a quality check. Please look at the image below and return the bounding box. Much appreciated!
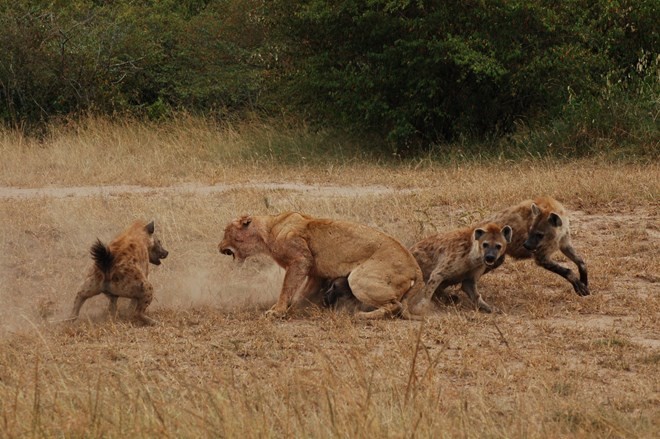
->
[0,182,412,199]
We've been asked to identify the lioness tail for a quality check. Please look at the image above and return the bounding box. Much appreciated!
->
[90,239,114,275]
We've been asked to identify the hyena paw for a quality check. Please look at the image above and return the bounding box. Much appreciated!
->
[136,314,158,326]
[475,297,493,313]
[478,302,493,313]
[573,281,590,296]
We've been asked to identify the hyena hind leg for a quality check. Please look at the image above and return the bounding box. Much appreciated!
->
[71,277,102,319]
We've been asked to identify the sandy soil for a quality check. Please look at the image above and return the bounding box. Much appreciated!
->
[0,180,658,437]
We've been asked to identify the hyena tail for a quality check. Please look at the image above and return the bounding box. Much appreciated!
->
[90,239,114,275]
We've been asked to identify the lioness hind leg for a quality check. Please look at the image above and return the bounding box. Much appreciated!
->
[356,301,403,319]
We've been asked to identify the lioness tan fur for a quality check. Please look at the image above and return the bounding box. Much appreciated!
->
[71,220,168,324]
[410,222,512,313]
[482,196,589,296]
[218,212,425,319]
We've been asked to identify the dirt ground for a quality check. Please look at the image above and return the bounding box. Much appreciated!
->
[0,176,658,437]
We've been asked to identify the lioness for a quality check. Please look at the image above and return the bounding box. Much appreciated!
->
[71,220,168,324]
[410,223,512,313]
[218,212,425,319]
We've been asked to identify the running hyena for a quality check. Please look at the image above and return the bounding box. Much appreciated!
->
[483,196,589,296]
[409,223,512,313]
[71,220,168,324]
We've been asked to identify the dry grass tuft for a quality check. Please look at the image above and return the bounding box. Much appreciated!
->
[0,118,658,437]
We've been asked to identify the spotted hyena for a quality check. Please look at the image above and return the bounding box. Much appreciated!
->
[409,223,512,313]
[71,220,168,324]
[482,196,589,296]
[321,277,355,308]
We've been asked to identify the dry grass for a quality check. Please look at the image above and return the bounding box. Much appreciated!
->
[0,117,659,438]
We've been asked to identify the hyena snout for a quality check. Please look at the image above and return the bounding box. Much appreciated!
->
[149,243,169,265]
[523,230,545,252]
[483,249,500,265]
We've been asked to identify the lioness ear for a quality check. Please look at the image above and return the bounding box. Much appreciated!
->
[548,212,562,227]
[474,228,486,241]
[502,225,513,243]
[531,203,541,217]
[240,215,252,227]
[145,221,155,234]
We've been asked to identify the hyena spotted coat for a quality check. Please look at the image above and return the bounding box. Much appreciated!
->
[410,223,512,313]
[482,196,589,296]
[71,220,168,324]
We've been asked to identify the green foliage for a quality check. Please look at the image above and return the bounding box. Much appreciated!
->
[0,0,269,126]
[0,0,657,156]
[508,72,659,158]
[269,0,658,153]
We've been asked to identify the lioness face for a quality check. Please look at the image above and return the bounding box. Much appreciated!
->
[219,215,261,262]
[145,221,168,265]
[474,224,512,266]
[523,203,562,252]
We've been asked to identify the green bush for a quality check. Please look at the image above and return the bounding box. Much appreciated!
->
[0,0,656,157]
[0,0,269,127]
[269,0,658,153]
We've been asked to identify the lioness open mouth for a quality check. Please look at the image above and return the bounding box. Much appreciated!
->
[220,248,235,259]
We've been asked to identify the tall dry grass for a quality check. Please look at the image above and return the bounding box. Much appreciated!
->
[0,117,658,438]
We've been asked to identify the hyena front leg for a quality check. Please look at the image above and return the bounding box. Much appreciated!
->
[460,278,493,313]
[107,294,119,318]
[135,285,156,325]
[534,254,589,296]
[121,276,156,325]
[560,240,589,292]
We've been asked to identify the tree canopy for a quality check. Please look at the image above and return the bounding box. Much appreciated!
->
[0,0,657,152]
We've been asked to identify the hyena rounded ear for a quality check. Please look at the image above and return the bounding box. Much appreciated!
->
[502,225,513,243]
[548,212,563,227]
[145,221,155,234]
[531,203,541,217]
[474,228,486,240]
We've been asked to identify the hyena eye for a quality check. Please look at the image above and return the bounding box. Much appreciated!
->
[535,232,545,240]
[495,244,502,250]
[482,242,489,249]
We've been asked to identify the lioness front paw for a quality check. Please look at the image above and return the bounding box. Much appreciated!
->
[265,307,288,319]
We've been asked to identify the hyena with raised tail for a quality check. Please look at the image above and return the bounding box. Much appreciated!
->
[71,220,168,325]
[482,196,589,296]
[409,223,512,313]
